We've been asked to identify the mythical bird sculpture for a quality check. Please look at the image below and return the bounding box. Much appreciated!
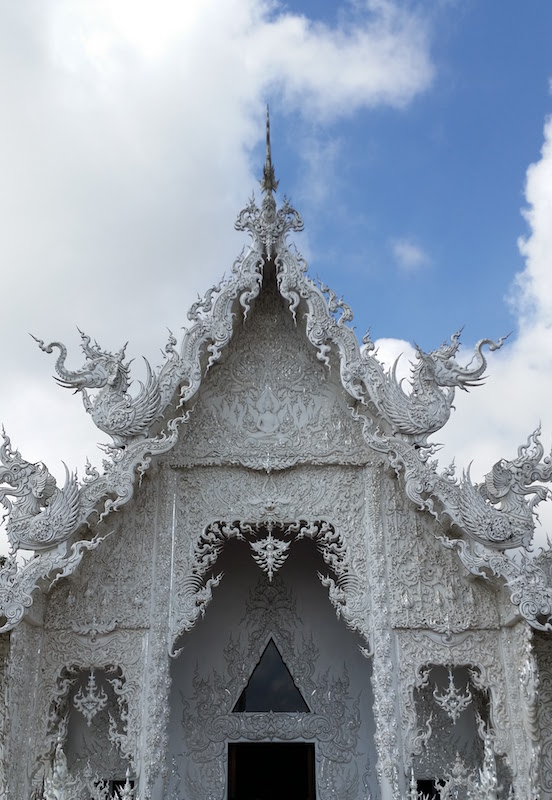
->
[362,331,506,442]
[0,431,80,551]
[456,428,552,549]
[33,331,162,447]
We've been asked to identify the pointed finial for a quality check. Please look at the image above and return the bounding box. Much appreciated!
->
[260,105,279,194]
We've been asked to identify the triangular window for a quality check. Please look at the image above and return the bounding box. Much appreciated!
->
[233,639,309,712]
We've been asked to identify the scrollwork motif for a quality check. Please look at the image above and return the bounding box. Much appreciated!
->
[170,466,372,655]
[170,579,362,800]
[32,333,163,448]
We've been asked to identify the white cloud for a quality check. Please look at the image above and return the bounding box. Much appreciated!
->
[0,1,434,551]
[372,337,417,385]
[392,238,431,272]
[435,116,552,543]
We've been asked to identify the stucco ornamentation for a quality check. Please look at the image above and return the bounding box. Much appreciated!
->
[2,134,552,633]
[170,465,371,655]
[168,579,362,800]
[2,113,552,800]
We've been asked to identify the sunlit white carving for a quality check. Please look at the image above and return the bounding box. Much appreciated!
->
[42,735,81,800]
[471,720,500,800]
[32,332,163,448]
[0,430,79,551]
[250,532,290,580]
[72,670,108,727]
[432,668,472,724]
[1,110,551,799]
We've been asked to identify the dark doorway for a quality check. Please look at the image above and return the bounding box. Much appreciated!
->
[228,742,316,800]
[417,779,439,799]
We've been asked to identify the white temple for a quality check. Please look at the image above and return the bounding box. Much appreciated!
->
[1,113,552,799]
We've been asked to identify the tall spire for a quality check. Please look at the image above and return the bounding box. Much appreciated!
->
[260,105,279,195]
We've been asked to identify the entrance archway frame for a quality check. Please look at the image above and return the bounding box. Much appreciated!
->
[169,516,371,657]
[162,461,403,799]
[165,571,366,800]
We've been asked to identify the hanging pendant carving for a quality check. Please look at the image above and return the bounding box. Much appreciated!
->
[250,532,290,580]
[73,670,108,727]
[432,667,473,724]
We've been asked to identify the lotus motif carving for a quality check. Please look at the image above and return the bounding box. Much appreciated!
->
[0,112,551,645]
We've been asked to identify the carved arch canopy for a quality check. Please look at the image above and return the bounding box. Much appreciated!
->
[30,627,145,793]
[169,515,371,657]
[396,628,533,797]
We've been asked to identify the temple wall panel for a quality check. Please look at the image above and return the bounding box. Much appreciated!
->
[0,634,8,800]
[5,622,44,800]
[169,462,376,649]
[44,469,160,632]
[535,631,552,797]
[169,278,372,474]
[395,628,517,796]
[382,472,500,632]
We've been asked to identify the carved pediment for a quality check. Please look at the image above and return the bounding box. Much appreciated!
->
[172,273,370,470]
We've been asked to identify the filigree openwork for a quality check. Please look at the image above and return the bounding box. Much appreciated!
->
[32,332,164,448]
[1,112,552,799]
[432,667,473,724]
[169,512,368,656]
[168,578,362,800]
[1,108,552,636]
[250,532,290,579]
[72,669,108,726]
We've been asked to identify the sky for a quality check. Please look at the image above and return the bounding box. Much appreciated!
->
[1,0,552,548]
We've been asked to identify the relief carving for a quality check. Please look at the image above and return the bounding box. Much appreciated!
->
[535,632,552,797]
[383,476,499,631]
[169,465,372,654]
[167,579,362,800]
[31,627,145,794]
[172,275,371,471]
[395,629,530,797]
[45,474,157,632]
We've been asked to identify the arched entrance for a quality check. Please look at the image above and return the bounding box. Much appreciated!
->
[164,537,378,799]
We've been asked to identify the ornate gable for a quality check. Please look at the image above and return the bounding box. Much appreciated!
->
[1,113,552,639]
[172,265,371,471]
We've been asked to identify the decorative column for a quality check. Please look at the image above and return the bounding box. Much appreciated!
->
[139,462,174,799]
[365,466,402,799]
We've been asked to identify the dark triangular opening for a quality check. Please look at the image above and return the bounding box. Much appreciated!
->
[233,639,310,712]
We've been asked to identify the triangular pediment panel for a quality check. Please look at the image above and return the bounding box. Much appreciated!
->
[233,638,310,713]
[170,266,372,470]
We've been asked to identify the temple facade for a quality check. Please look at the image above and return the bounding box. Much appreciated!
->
[1,119,552,799]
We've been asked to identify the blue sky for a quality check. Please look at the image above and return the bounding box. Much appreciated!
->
[266,1,552,347]
[1,0,552,545]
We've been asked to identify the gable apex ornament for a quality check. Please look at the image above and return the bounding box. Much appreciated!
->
[1,114,552,634]
[260,105,279,196]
